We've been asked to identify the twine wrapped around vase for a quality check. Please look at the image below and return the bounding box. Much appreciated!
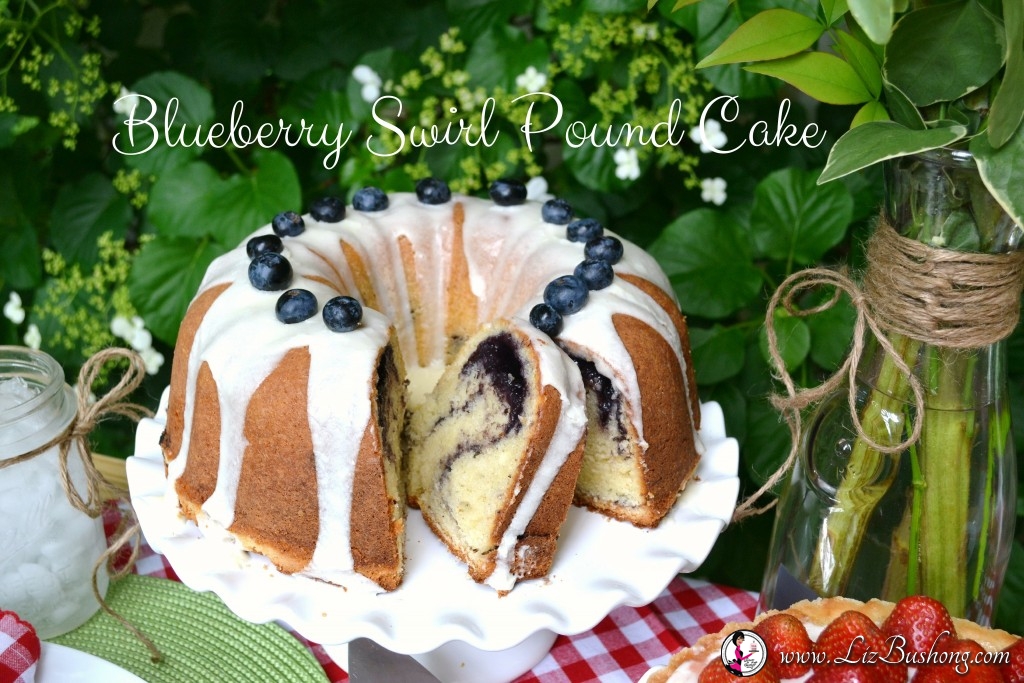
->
[732,216,1024,523]
[0,347,161,661]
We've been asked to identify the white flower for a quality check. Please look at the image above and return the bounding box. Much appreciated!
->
[129,326,153,352]
[515,66,548,92]
[525,176,553,202]
[140,346,165,376]
[113,86,140,117]
[23,323,40,350]
[613,147,641,181]
[360,82,381,103]
[700,177,728,206]
[111,314,153,351]
[3,292,25,325]
[690,118,728,153]
[110,314,134,340]
[353,65,383,103]
[352,65,381,86]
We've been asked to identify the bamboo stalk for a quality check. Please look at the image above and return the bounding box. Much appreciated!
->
[809,333,920,596]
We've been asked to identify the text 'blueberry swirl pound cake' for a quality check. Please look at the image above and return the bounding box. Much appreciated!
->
[160,178,702,593]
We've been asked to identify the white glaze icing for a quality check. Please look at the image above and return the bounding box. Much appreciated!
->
[167,192,695,587]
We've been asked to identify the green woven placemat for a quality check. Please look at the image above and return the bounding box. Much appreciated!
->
[50,575,329,683]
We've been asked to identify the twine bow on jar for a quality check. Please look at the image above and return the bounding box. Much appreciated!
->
[733,217,1024,523]
[0,347,161,661]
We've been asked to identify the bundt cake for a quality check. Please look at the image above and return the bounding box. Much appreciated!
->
[161,179,701,592]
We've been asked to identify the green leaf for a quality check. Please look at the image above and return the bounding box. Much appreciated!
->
[818,121,968,183]
[49,175,132,266]
[851,100,890,127]
[805,295,856,370]
[884,0,1006,107]
[971,125,1024,227]
[987,0,1024,148]
[446,0,522,39]
[847,0,893,44]
[116,71,215,175]
[0,114,39,148]
[689,325,746,384]
[759,313,811,372]
[751,167,854,265]
[467,25,550,91]
[744,52,873,105]
[0,168,41,289]
[148,163,224,239]
[820,0,849,25]
[647,209,762,319]
[835,30,881,99]
[582,0,647,11]
[211,151,303,248]
[696,9,824,68]
[129,237,229,346]
[148,152,302,247]
[671,0,701,9]
[883,80,925,129]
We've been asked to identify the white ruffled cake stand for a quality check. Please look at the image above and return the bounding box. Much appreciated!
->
[127,393,739,683]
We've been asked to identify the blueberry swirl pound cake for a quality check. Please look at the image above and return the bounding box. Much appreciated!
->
[161,178,701,592]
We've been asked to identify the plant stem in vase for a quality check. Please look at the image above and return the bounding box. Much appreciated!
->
[761,149,1022,623]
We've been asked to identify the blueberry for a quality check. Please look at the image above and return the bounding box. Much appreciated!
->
[323,295,363,332]
[541,198,573,225]
[272,211,305,237]
[489,179,527,206]
[352,186,389,212]
[584,236,624,265]
[416,178,451,205]
[276,289,318,324]
[246,234,284,259]
[248,252,293,291]
[566,218,603,243]
[574,259,614,290]
[309,196,346,223]
[543,275,589,316]
[529,303,563,337]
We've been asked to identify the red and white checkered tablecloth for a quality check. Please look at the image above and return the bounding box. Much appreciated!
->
[107,506,757,682]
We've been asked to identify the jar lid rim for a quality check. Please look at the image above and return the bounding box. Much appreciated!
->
[0,346,68,431]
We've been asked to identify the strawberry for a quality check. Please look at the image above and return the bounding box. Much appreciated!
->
[697,660,781,682]
[1000,638,1024,683]
[881,595,957,657]
[808,666,883,682]
[756,613,815,678]
[814,611,908,683]
[914,638,1003,682]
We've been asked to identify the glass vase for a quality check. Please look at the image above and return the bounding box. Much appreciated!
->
[0,346,109,638]
[759,149,1023,624]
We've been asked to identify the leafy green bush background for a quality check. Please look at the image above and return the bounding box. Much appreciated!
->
[2,0,1022,630]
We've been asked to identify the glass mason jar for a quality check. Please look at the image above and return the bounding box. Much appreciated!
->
[0,346,109,638]
[760,149,1022,624]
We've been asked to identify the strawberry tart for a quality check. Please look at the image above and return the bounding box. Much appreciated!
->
[648,595,1024,682]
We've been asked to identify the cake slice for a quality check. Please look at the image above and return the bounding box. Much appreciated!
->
[405,320,587,593]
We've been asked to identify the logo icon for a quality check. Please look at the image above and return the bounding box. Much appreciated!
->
[719,629,767,677]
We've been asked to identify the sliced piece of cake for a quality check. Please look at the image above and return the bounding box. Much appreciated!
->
[405,320,587,593]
